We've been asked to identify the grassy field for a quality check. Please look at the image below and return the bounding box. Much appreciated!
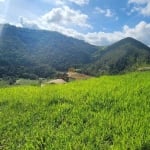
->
[0,72,150,150]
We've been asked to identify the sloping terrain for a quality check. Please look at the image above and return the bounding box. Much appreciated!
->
[0,24,98,78]
[85,37,150,75]
[0,72,150,149]
[0,24,150,79]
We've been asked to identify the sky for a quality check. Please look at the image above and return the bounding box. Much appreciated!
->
[0,0,150,46]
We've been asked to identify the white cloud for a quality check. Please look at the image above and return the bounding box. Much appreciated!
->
[128,0,150,16]
[20,16,85,40]
[128,0,148,4]
[95,7,113,17]
[44,0,65,5]
[20,17,39,29]
[68,0,89,6]
[18,5,150,46]
[42,0,89,6]
[85,31,124,45]
[20,12,150,47]
[55,0,65,5]
[105,9,113,17]
[123,21,150,44]
[95,7,105,14]
[19,6,90,39]
[0,16,6,24]
[0,0,5,2]
[39,6,91,28]
[85,21,150,46]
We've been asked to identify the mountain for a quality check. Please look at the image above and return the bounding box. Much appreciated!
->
[83,37,150,75]
[0,24,150,79]
[0,24,98,79]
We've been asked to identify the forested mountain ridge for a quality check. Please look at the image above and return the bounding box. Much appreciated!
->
[0,24,150,79]
[0,24,98,79]
[83,37,150,75]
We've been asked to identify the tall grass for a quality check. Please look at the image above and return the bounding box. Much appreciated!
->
[0,72,150,149]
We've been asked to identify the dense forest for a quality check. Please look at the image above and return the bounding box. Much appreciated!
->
[0,24,150,81]
[83,37,150,75]
[0,24,97,79]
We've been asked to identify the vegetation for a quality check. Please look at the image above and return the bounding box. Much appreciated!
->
[83,37,150,76]
[0,24,97,79]
[0,71,150,149]
[1,25,150,80]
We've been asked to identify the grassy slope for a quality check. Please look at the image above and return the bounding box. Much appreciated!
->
[0,72,150,149]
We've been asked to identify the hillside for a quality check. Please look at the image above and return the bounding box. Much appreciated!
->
[0,72,150,149]
[0,24,98,79]
[0,24,150,79]
[85,37,150,75]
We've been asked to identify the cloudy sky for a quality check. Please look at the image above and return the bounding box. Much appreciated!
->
[0,0,150,46]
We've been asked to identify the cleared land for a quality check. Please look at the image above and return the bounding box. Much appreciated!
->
[0,72,150,149]
[67,71,91,80]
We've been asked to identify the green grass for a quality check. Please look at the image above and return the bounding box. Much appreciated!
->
[0,72,150,150]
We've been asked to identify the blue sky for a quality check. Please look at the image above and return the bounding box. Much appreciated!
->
[0,0,150,46]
